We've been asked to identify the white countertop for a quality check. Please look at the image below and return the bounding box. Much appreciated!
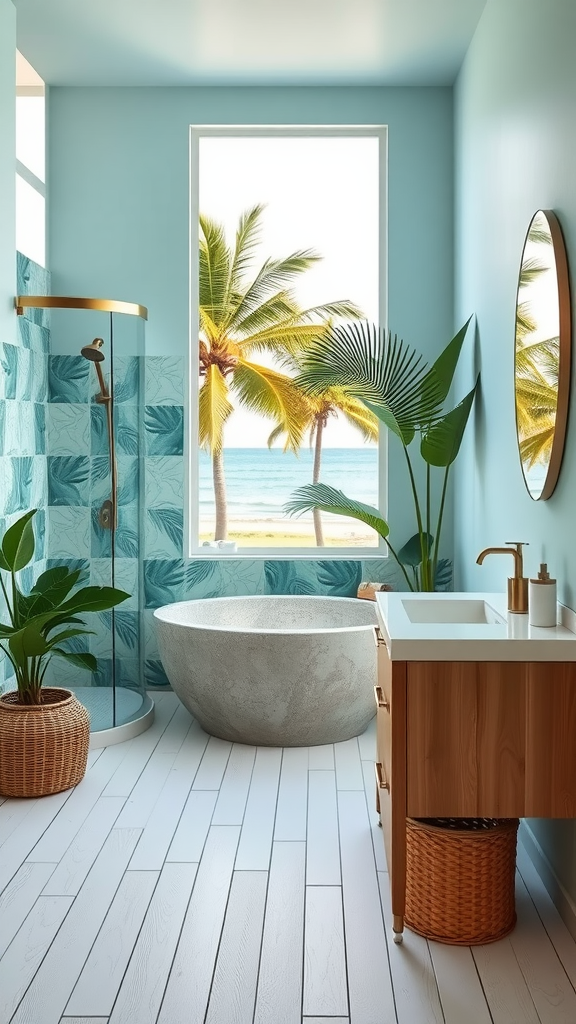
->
[375,591,576,661]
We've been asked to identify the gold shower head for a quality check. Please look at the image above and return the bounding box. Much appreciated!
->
[80,337,105,362]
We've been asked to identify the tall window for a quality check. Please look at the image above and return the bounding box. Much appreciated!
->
[190,127,387,555]
[16,51,45,267]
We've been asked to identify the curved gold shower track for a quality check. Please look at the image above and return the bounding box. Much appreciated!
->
[16,296,148,319]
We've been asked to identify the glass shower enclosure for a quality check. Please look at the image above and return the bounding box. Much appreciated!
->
[17,294,154,743]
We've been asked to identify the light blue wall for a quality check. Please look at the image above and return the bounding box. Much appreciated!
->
[454,0,576,906]
[0,0,16,342]
[47,86,456,554]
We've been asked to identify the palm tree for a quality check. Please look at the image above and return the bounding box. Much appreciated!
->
[268,376,378,545]
[515,336,559,468]
[198,204,362,539]
[514,220,559,472]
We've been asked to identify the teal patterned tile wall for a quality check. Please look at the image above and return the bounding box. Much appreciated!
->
[0,255,51,692]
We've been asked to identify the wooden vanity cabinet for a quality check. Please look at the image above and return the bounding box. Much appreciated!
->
[375,640,576,936]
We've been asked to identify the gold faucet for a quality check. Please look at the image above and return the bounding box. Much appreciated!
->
[476,541,529,613]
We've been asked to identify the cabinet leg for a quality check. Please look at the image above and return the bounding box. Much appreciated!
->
[392,915,404,945]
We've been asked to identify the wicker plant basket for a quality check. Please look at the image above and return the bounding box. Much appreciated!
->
[0,688,90,798]
[405,816,519,945]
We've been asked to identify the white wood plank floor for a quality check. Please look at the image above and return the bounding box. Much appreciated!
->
[1,691,576,1024]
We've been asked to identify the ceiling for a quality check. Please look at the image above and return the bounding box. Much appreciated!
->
[14,0,487,87]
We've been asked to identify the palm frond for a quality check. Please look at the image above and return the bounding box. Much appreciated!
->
[198,364,234,455]
[267,422,288,447]
[227,204,266,299]
[519,421,555,468]
[515,300,538,341]
[294,300,364,322]
[516,336,559,387]
[232,292,302,338]
[294,321,442,442]
[518,256,548,288]
[238,322,331,357]
[528,219,553,246]
[515,376,557,418]
[284,483,388,539]
[199,307,221,346]
[225,251,321,332]
[231,361,310,453]
[199,214,232,327]
[328,391,379,443]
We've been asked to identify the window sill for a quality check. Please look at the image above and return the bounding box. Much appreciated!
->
[188,547,386,560]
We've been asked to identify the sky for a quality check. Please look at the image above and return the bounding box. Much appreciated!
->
[198,134,380,447]
[16,94,46,266]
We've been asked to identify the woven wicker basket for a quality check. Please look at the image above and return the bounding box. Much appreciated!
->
[405,816,519,945]
[0,688,90,798]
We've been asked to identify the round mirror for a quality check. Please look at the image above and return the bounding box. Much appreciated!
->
[514,209,572,500]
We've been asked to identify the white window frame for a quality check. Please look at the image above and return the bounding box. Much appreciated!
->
[187,124,388,559]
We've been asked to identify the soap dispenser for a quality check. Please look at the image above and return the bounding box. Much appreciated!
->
[529,563,557,627]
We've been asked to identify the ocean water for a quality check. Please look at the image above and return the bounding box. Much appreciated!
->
[199,447,378,520]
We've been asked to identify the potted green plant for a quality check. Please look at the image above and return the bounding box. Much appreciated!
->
[285,318,479,591]
[0,508,130,797]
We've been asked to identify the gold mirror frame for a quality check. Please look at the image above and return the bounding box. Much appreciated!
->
[514,209,571,500]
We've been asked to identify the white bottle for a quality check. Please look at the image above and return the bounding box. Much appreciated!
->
[529,563,557,627]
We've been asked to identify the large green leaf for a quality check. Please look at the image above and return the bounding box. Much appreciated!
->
[361,398,417,446]
[8,621,48,663]
[57,586,131,617]
[26,567,83,618]
[397,532,434,566]
[295,322,441,444]
[421,316,473,409]
[0,509,37,572]
[44,628,93,651]
[285,483,389,539]
[51,649,97,672]
[420,377,479,467]
[42,614,86,634]
[11,587,129,643]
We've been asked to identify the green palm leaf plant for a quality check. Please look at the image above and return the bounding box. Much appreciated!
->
[0,509,130,705]
[198,203,363,540]
[284,317,479,591]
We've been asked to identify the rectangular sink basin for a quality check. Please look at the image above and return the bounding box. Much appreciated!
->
[402,599,505,625]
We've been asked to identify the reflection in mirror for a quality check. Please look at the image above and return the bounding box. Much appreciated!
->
[514,210,571,500]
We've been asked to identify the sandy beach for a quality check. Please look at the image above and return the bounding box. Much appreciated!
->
[200,515,379,548]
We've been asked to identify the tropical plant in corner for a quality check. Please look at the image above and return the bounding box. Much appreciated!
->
[198,203,363,540]
[0,509,129,705]
[284,318,479,591]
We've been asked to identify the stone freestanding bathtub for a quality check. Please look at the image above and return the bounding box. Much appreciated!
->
[154,595,378,745]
